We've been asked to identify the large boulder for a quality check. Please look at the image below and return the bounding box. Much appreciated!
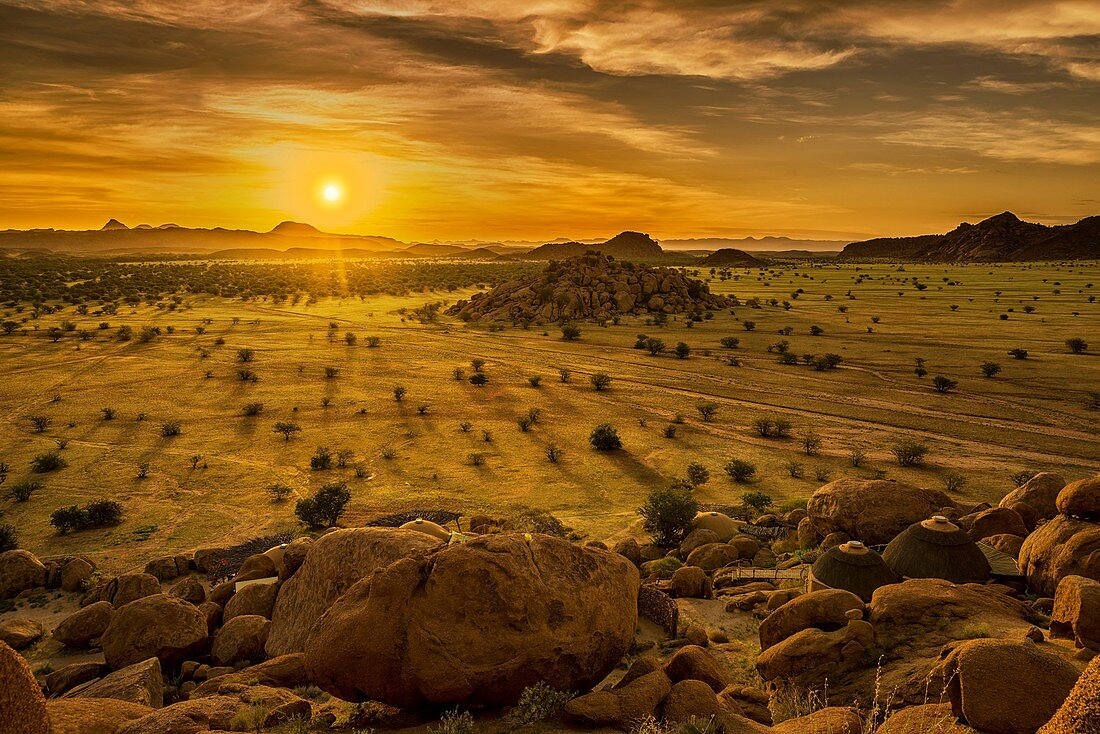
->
[0,549,48,598]
[59,557,96,592]
[65,657,164,707]
[1056,475,1100,520]
[680,528,720,558]
[669,565,708,598]
[759,589,864,651]
[0,617,44,650]
[46,662,111,696]
[304,533,639,706]
[664,645,728,692]
[100,594,209,670]
[565,669,671,727]
[1,641,49,733]
[938,638,1080,734]
[1050,574,1100,651]
[54,600,114,648]
[686,543,741,570]
[807,479,953,545]
[224,580,278,622]
[46,699,153,734]
[961,506,1028,541]
[1039,654,1099,734]
[266,527,439,656]
[211,614,270,666]
[1019,514,1100,596]
[1000,472,1065,529]
[111,573,162,607]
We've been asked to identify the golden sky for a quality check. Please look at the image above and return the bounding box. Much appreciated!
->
[1,0,1098,242]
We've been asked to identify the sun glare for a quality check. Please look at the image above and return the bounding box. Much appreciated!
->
[322,183,342,203]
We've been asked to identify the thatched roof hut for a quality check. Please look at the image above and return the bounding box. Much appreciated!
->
[882,516,991,584]
[399,518,452,541]
[809,541,897,601]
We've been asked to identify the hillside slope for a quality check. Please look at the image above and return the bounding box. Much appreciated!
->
[523,231,665,260]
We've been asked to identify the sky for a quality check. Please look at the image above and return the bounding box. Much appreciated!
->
[1,1,1098,243]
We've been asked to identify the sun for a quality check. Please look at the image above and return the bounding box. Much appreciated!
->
[322,183,343,203]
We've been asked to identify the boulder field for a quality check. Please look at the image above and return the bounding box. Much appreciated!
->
[1,471,1097,733]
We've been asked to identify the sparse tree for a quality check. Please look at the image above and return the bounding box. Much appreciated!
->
[741,490,773,514]
[724,459,757,482]
[932,375,958,393]
[273,421,301,441]
[801,429,822,456]
[558,368,571,383]
[310,446,333,470]
[638,484,699,546]
[980,361,1001,378]
[295,482,350,528]
[590,373,612,391]
[892,439,929,467]
[1066,337,1088,354]
[686,461,709,487]
[267,483,293,502]
[697,402,718,422]
[589,423,622,451]
[561,324,581,341]
[674,342,691,359]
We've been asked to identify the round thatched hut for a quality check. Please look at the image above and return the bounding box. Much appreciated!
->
[883,516,991,584]
[693,511,744,538]
[399,518,452,541]
[808,541,897,601]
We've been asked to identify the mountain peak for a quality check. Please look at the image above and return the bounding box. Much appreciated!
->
[100,218,128,231]
[270,221,322,235]
[985,211,1021,224]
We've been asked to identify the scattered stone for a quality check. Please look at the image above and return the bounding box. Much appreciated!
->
[111,573,162,607]
[1057,475,1100,520]
[1000,472,1066,530]
[669,565,708,598]
[1019,514,1100,596]
[759,589,864,651]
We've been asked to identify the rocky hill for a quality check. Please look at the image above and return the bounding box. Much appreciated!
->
[699,248,764,267]
[447,253,730,322]
[523,231,666,260]
[840,212,1100,261]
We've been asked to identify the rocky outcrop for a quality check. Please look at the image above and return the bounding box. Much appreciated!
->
[0,617,44,650]
[266,527,439,657]
[806,479,953,545]
[759,589,865,651]
[223,580,277,621]
[304,533,640,707]
[1039,654,1100,734]
[1057,475,1100,520]
[1000,472,1065,530]
[0,640,50,734]
[100,594,209,670]
[211,614,270,666]
[447,253,730,323]
[191,654,308,697]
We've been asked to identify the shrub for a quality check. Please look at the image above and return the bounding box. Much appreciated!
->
[892,439,929,467]
[742,490,773,514]
[674,342,691,359]
[743,320,756,331]
[324,367,339,379]
[273,421,301,441]
[589,423,622,451]
[101,407,116,420]
[942,472,967,493]
[268,483,293,502]
[30,415,51,433]
[784,460,804,478]
[507,682,574,728]
[720,336,739,349]
[51,505,89,535]
[725,459,757,482]
[639,484,699,546]
[645,337,666,356]
[85,500,123,527]
[469,372,488,387]
[1066,337,1088,354]
[558,368,571,383]
[310,446,333,470]
[0,523,16,552]
[932,375,957,393]
[561,324,581,341]
[980,362,1001,378]
[30,451,67,473]
[160,420,182,437]
[686,461,709,487]
[236,348,255,362]
[516,415,534,432]
[528,375,541,387]
[242,402,264,416]
[7,479,42,502]
[801,430,822,456]
[697,403,718,422]
[545,444,563,463]
[663,424,677,439]
[848,447,866,467]
[591,373,612,391]
[393,385,407,401]
[468,452,487,466]
[295,482,350,528]
[1008,348,1028,360]
[1011,470,1036,487]
[431,709,475,734]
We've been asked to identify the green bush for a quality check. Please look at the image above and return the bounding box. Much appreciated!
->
[50,505,89,535]
[507,682,574,728]
[295,482,350,529]
[639,484,699,546]
[7,479,42,502]
[0,523,17,552]
[725,459,757,482]
[30,451,67,473]
[589,423,622,451]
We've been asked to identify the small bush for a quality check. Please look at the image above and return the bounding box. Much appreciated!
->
[686,461,709,487]
[528,375,541,387]
[393,385,407,401]
[507,682,574,728]
[310,446,333,470]
[725,459,757,482]
[639,484,699,546]
[560,325,581,341]
[892,439,929,467]
[51,505,88,535]
[742,490,773,514]
[932,376,958,393]
[591,372,612,391]
[7,479,42,502]
[589,423,622,451]
[242,402,264,416]
[273,421,301,441]
[980,362,1001,378]
[30,451,67,473]
[942,472,967,493]
[545,444,563,463]
[469,452,487,466]
[160,420,182,437]
[1066,337,1088,354]
[697,402,718,422]
[0,523,17,552]
[295,482,350,528]
[84,500,123,527]
[431,709,475,734]
[268,483,293,502]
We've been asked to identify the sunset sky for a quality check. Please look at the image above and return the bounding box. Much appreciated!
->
[1,1,1098,242]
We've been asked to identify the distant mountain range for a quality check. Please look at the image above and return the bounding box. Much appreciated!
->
[2,212,1094,261]
[839,212,1100,261]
